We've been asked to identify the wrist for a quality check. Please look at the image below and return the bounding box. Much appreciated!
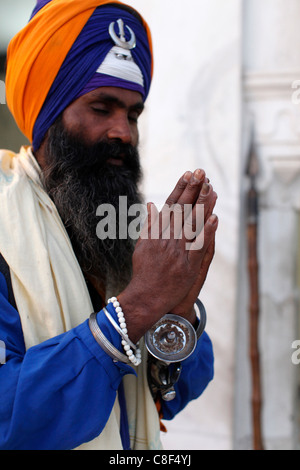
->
[170,300,206,339]
[185,307,197,327]
[118,284,163,344]
[170,306,197,327]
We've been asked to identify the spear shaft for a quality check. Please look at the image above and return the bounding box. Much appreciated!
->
[246,138,264,450]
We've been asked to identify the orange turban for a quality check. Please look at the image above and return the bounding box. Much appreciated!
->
[5,0,153,147]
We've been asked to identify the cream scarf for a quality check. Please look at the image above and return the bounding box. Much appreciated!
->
[0,146,162,450]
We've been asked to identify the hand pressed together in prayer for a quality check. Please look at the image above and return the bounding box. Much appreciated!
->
[118,169,218,344]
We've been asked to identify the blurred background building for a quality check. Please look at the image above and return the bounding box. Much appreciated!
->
[0,0,299,450]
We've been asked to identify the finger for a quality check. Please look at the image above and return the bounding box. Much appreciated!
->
[159,170,196,238]
[184,237,216,300]
[204,187,218,222]
[174,169,206,206]
[160,203,190,240]
[198,183,218,221]
[198,237,216,288]
[164,171,193,208]
[182,183,217,243]
[140,202,159,240]
[161,170,209,240]
[186,184,218,238]
[159,172,192,238]
[169,202,185,240]
[168,169,206,239]
[160,203,173,238]
[187,214,218,255]
[182,202,204,243]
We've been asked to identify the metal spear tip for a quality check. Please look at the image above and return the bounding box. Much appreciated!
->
[246,131,259,180]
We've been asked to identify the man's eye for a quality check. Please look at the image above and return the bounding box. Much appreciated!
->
[128,113,139,123]
[92,107,109,115]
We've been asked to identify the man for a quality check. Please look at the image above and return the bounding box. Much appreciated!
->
[0,0,218,450]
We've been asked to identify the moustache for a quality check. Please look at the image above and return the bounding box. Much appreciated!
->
[44,115,142,189]
[59,139,139,172]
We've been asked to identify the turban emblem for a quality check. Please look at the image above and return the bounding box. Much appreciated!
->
[109,19,136,50]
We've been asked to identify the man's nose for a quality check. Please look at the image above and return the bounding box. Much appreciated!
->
[106,115,132,144]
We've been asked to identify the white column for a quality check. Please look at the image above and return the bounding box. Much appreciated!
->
[235,0,300,450]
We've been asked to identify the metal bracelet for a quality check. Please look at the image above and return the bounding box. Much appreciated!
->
[103,307,137,351]
[89,312,129,364]
[194,299,207,339]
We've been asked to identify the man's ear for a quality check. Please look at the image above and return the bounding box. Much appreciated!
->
[32,134,48,170]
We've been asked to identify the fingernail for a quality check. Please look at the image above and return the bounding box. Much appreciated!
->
[201,182,210,195]
[210,214,218,225]
[183,171,192,182]
[193,169,205,182]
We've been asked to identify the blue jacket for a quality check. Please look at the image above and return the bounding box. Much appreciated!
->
[0,268,214,450]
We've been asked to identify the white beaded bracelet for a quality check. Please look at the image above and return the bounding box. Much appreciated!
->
[108,297,142,366]
[103,307,137,351]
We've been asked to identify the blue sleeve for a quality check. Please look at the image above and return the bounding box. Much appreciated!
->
[0,272,134,450]
[160,330,214,420]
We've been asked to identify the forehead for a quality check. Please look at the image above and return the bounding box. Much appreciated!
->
[75,86,144,109]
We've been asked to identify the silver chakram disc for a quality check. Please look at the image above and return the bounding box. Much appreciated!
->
[145,314,197,363]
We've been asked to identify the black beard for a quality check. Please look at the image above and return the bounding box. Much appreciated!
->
[41,115,143,297]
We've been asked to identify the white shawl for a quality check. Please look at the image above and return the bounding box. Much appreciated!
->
[0,146,162,450]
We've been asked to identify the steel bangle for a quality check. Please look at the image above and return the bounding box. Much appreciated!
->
[89,312,129,363]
